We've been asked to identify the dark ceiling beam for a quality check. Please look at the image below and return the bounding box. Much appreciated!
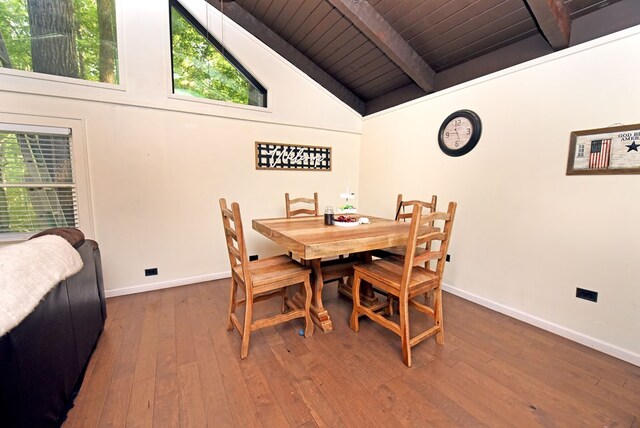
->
[326,0,436,93]
[204,0,366,115]
[524,0,571,49]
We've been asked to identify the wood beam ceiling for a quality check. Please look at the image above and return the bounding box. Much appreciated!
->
[524,0,572,49]
[204,0,366,115]
[325,0,436,93]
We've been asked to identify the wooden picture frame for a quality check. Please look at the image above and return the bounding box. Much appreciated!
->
[255,142,332,171]
[567,124,640,175]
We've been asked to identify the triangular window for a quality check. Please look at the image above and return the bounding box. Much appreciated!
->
[170,0,266,107]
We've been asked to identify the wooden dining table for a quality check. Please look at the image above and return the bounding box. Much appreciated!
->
[252,214,413,332]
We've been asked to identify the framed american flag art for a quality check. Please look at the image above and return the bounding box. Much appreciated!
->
[567,124,640,175]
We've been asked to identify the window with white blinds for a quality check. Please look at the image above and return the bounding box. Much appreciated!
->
[0,124,78,236]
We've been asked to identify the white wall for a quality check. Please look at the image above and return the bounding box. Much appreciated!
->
[359,27,640,364]
[0,0,361,295]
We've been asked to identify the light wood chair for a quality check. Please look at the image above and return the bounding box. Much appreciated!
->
[350,201,457,367]
[285,192,319,218]
[372,193,438,259]
[220,198,313,359]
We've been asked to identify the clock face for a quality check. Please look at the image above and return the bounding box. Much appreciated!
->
[438,110,482,157]
[442,116,474,150]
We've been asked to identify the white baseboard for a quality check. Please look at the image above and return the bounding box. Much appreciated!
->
[443,283,640,367]
[105,271,231,298]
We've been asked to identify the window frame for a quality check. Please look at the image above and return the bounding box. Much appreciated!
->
[0,0,125,90]
[168,0,268,108]
[0,114,94,243]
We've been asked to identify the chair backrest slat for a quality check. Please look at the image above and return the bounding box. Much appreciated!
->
[399,201,457,292]
[413,250,444,265]
[224,225,238,241]
[415,231,447,247]
[285,192,319,218]
[395,194,437,222]
[219,198,252,286]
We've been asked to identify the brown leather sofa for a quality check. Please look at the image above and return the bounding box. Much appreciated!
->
[0,229,106,427]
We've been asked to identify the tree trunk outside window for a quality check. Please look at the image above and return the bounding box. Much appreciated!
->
[0,30,12,68]
[26,0,79,78]
[97,0,116,83]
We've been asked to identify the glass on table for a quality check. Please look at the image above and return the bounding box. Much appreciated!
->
[324,206,334,225]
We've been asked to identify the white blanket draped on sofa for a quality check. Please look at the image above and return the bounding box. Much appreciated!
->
[0,235,83,336]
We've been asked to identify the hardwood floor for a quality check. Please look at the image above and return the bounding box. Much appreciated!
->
[64,279,640,427]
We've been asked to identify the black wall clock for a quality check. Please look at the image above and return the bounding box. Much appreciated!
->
[438,109,482,157]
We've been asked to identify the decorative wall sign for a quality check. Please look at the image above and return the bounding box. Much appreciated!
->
[255,142,331,171]
[567,124,640,175]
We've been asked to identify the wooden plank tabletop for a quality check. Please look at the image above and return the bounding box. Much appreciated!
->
[252,215,411,259]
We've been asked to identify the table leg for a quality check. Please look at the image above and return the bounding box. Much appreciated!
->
[290,258,333,332]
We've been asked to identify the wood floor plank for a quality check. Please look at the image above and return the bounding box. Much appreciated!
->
[175,286,197,366]
[198,359,235,427]
[65,300,126,427]
[177,361,207,427]
[515,346,637,422]
[401,358,514,425]
[152,373,179,427]
[112,293,148,380]
[133,292,160,381]
[451,341,592,426]
[125,377,155,428]
[494,348,634,426]
[269,339,345,427]
[207,286,263,427]
[551,338,640,386]
[151,288,180,426]
[98,376,133,428]
[64,281,640,428]
[252,330,317,427]
[277,326,377,426]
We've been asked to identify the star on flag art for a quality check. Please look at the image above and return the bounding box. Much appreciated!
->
[567,124,640,175]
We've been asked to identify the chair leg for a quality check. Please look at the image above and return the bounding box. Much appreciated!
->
[227,277,238,331]
[385,295,396,316]
[280,289,287,314]
[424,289,433,306]
[302,277,314,337]
[399,295,412,367]
[240,291,253,359]
[349,274,362,332]
[434,287,444,345]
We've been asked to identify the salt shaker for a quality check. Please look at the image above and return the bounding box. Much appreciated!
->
[324,206,334,225]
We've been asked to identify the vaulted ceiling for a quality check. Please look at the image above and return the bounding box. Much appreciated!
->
[206,0,640,115]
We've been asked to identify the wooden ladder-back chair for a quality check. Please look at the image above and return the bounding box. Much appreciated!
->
[372,193,438,259]
[285,192,319,218]
[219,198,313,359]
[350,201,457,367]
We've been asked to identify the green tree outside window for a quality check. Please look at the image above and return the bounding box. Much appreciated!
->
[0,0,118,84]
[170,2,266,107]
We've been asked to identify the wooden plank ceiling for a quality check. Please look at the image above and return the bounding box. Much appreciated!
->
[206,0,637,115]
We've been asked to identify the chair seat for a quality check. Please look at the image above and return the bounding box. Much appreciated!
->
[353,257,438,298]
[233,255,311,293]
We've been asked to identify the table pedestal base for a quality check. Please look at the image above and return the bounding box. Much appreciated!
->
[289,292,333,332]
[337,281,389,313]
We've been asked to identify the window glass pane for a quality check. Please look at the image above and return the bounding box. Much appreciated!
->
[170,3,266,107]
[0,0,119,84]
[0,129,77,235]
